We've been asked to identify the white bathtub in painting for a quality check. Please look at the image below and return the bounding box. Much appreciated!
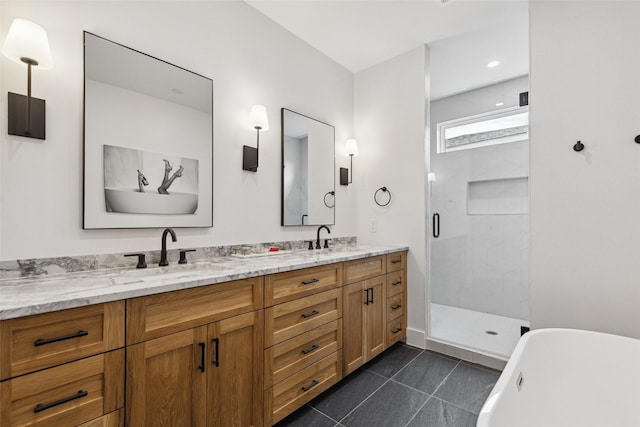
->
[477,329,640,427]
[105,188,198,215]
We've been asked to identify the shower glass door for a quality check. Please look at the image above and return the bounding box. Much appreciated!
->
[427,21,530,358]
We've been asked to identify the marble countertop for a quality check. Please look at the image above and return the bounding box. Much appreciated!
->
[0,245,407,320]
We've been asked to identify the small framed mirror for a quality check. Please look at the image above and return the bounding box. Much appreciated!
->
[281,109,335,226]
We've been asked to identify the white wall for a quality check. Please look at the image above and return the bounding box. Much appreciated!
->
[354,46,428,347]
[530,0,640,338]
[0,1,355,260]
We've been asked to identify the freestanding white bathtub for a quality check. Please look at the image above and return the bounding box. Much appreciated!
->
[477,328,640,427]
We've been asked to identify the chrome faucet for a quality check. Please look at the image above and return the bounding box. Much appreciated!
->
[159,228,177,266]
[316,225,331,249]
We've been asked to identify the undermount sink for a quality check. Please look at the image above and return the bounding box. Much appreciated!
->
[229,249,291,259]
[122,261,228,281]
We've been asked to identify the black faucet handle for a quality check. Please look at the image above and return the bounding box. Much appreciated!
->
[323,239,331,249]
[125,253,147,269]
[307,241,314,250]
[179,249,196,264]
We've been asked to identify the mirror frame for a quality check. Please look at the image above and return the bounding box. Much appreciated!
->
[280,108,335,226]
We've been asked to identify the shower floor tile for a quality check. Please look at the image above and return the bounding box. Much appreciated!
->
[430,303,529,357]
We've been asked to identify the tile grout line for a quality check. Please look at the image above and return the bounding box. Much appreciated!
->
[429,359,461,398]
[429,394,483,416]
[306,404,341,425]
[402,395,433,427]
[459,359,504,375]
[335,346,425,424]
[334,374,393,424]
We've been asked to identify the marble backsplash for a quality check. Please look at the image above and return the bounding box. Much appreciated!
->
[0,236,357,279]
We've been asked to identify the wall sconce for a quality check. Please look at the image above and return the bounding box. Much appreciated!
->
[2,19,53,140]
[340,138,359,185]
[243,105,269,172]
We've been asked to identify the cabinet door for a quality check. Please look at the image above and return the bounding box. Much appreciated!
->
[208,311,263,427]
[342,282,366,375]
[365,276,386,361]
[126,327,207,427]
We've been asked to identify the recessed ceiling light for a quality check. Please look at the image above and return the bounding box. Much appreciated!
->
[496,102,504,107]
[487,60,500,68]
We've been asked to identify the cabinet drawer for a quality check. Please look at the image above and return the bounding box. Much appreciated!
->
[344,256,386,284]
[78,409,124,427]
[0,350,124,427]
[386,270,405,298]
[266,350,342,425]
[386,251,407,273]
[265,319,342,389]
[386,293,404,322]
[265,289,341,348]
[0,301,124,380]
[265,264,343,307]
[386,318,405,347]
[127,277,263,344]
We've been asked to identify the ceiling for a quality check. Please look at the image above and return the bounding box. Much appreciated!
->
[246,0,529,98]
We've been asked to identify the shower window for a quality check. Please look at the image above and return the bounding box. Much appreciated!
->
[437,106,529,153]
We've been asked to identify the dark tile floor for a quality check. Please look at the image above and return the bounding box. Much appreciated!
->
[275,343,500,427]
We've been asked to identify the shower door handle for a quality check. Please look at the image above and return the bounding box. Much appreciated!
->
[432,213,440,238]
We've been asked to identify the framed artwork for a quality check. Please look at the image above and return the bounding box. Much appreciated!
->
[83,32,213,229]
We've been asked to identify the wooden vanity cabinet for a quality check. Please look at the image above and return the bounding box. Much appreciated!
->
[0,249,407,427]
[342,271,386,375]
[125,278,264,427]
[385,251,408,347]
[342,251,407,376]
[0,302,125,427]
[263,264,344,426]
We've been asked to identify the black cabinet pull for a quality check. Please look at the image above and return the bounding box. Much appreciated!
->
[391,259,401,264]
[392,280,402,286]
[34,390,88,413]
[212,338,219,367]
[391,327,402,334]
[301,310,320,319]
[301,278,320,285]
[301,344,319,355]
[391,304,402,310]
[433,213,440,238]
[369,288,374,304]
[363,288,369,305]
[301,379,319,392]
[34,330,88,347]
[198,342,206,372]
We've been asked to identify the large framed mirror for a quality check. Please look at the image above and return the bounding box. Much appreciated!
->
[83,32,213,229]
[281,109,335,226]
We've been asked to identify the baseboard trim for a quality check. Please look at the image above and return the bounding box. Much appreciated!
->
[425,337,507,371]
[406,327,426,349]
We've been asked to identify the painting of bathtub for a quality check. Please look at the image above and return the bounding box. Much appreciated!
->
[104,145,198,215]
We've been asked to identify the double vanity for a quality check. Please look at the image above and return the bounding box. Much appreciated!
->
[0,245,407,426]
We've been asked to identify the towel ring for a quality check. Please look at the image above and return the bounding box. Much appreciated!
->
[374,187,392,207]
[324,191,335,208]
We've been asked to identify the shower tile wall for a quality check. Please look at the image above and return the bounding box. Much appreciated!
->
[430,76,530,320]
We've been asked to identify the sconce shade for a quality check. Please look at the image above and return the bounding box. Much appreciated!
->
[248,105,269,131]
[345,138,359,157]
[2,19,53,69]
